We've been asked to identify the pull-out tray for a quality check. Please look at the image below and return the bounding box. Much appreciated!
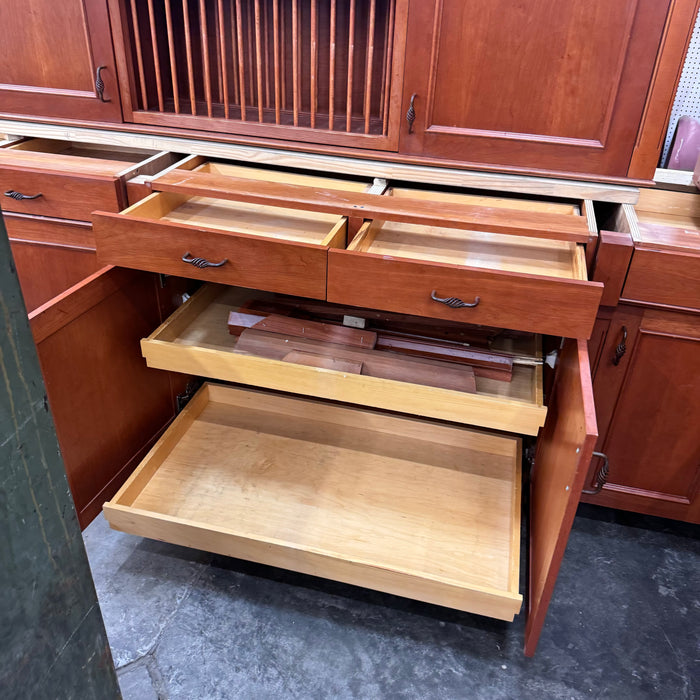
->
[104,383,523,621]
[141,285,547,435]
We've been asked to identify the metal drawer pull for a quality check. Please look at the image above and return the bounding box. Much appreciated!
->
[582,451,610,495]
[182,252,228,268]
[612,325,627,365]
[406,93,417,134]
[430,290,480,308]
[95,65,111,102]
[4,190,43,201]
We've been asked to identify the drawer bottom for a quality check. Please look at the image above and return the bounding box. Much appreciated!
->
[104,383,523,621]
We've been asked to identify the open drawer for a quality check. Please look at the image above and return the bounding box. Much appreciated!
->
[0,138,166,221]
[105,382,524,621]
[328,186,604,338]
[142,284,547,435]
[93,160,373,299]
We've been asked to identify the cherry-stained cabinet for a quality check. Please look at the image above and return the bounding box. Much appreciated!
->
[584,305,700,523]
[399,0,672,176]
[0,0,122,122]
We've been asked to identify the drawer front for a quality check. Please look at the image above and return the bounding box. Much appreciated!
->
[623,248,700,312]
[93,212,329,299]
[4,211,95,248]
[0,167,120,220]
[328,250,603,338]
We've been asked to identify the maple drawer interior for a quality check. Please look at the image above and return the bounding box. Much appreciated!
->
[141,284,546,435]
[104,383,523,621]
[349,186,589,279]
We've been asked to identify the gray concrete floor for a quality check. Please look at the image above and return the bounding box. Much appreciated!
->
[83,504,699,700]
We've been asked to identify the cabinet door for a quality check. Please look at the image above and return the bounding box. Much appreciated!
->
[584,307,700,523]
[400,0,671,177]
[525,338,597,656]
[0,0,122,122]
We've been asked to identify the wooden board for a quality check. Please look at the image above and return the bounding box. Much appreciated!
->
[524,339,597,656]
[141,285,547,435]
[105,383,523,621]
[153,169,592,243]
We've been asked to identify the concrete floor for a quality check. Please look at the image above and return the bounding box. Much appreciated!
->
[83,504,699,700]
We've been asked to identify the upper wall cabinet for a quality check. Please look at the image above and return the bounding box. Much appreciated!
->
[108,0,409,150]
[0,0,123,122]
[399,0,672,177]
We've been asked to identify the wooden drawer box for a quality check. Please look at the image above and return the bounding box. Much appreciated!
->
[328,187,603,338]
[141,284,547,435]
[0,138,161,220]
[104,383,524,621]
[93,162,371,299]
[621,189,700,312]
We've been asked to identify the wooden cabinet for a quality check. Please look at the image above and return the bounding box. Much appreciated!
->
[399,0,672,176]
[584,306,700,523]
[0,0,122,122]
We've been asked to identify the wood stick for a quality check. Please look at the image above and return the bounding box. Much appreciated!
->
[272,0,281,124]
[182,0,197,115]
[147,0,164,111]
[329,0,336,130]
[382,0,395,136]
[310,0,318,129]
[346,0,356,132]
[217,0,230,118]
[200,0,212,117]
[234,0,247,120]
[130,0,149,110]
[254,0,264,122]
[230,0,240,104]
[164,0,180,113]
[292,0,300,126]
[154,170,592,243]
[364,0,376,134]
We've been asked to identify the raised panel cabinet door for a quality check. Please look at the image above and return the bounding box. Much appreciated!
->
[0,0,122,122]
[583,308,700,523]
[400,0,671,177]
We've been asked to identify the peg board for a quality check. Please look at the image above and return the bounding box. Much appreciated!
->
[662,11,700,166]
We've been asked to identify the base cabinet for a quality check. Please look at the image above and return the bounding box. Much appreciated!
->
[583,305,700,523]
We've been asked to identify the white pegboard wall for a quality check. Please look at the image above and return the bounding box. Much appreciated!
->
[661,11,700,166]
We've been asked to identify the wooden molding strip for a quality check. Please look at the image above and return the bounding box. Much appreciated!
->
[153,169,592,243]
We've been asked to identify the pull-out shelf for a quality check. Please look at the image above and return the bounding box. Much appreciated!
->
[105,383,523,621]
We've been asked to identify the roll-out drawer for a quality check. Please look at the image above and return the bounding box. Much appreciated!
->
[141,284,547,435]
[104,383,524,621]
[0,138,161,220]
[328,187,604,338]
[93,161,371,299]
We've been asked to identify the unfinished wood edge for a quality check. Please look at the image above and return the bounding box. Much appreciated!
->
[535,364,544,408]
[572,244,589,281]
[116,150,184,180]
[119,190,187,217]
[582,200,598,233]
[347,219,381,251]
[613,203,641,242]
[320,217,348,248]
[0,121,643,204]
[108,384,211,507]
[509,438,523,598]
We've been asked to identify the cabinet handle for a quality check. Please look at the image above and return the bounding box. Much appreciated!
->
[4,190,43,201]
[406,93,418,134]
[612,325,627,365]
[182,252,228,268]
[95,66,111,102]
[430,290,480,308]
[582,451,610,495]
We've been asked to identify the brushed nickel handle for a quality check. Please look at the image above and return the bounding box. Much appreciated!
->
[431,290,480,308]
[182,252,228,268]
[582,451,610,495]
[612,326,627,365]
[4,190,43,201]
[95,65,111,102]
[406,93,417,134]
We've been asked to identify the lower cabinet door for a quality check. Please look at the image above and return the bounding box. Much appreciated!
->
[29,266,177,528]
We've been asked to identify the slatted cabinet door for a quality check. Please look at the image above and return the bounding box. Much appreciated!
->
[0,0,122,122]
[400,0,673,177]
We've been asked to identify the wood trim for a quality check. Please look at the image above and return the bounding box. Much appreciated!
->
[591,230,635,306]
[628,0,700,179]
[0,120,643,201]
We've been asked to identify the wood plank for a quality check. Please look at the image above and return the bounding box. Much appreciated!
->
[282,351,363,374]
[591,230,634,306]
[236,329,477,393]
[147,0,164,111]
[105,384,522,620]
[251,314,378,348]
[153,170,593,242]
[524,339,597,656]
